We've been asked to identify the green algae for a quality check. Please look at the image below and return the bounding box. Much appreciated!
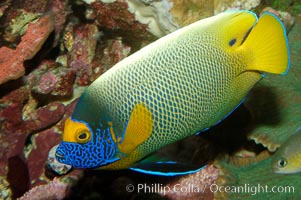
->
[4,9,40,43]
[265,0,301,14]
[275,0,301,14]
[215,157,301,200]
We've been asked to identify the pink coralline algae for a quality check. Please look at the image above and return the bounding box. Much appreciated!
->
[28,61,76,98]
[50,0,69,45]
[65,23,101,86]
[87,1,151,39]
[3,0,300,200]
[0,0,151,199]
[161,164,219,200]
[0,13,55,85]
[0,92,66,198]
[18,177,69,200]
[18,170,83,200]
[0,88,30,169]
[102,38,131,70]
[63,23,132,86]
[0,97,65,164]
[26,129,63,187]
[28,102,65,133]
[38,72,57,94]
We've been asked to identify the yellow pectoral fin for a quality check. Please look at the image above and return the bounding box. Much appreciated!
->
[100,149,141,170]
[241,12,290,75]
[118,103,153,154]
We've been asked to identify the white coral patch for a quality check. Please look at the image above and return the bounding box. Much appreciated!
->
[126,0,178,37]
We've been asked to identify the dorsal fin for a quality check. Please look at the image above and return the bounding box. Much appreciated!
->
[214,10,258,48]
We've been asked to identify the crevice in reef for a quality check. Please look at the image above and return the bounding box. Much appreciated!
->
[7,155,30,199]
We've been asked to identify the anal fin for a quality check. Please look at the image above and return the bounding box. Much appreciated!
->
[130,162,207,176]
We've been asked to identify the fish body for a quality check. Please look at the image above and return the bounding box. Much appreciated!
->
[272,128,301,174]
[55,10,290,174]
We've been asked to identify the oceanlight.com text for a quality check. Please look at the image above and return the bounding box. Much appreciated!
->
[210,183,295,196]
[125,183,295,196]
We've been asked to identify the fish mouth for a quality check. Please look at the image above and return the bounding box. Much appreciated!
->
[272,166,284,174]
[55,152,65,160]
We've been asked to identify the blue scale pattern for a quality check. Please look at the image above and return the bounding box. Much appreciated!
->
[56,126,119,168]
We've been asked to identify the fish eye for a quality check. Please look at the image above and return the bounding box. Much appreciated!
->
[76,129,91,144]
[277,158,287,168]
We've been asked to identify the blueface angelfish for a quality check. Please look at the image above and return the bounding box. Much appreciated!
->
[55,11,290,175]
[272,128,301,174]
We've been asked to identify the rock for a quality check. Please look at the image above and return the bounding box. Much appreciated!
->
[30,62,76,99]
[214,0,261,14]
[0,13,55,84]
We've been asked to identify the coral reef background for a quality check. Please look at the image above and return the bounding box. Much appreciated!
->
[0,0,300,199]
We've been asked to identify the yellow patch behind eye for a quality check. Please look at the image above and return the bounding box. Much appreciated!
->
[63,117,92,143]
[288,153,301,169]
[118,103,153,154]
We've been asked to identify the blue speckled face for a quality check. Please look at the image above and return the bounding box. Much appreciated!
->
[55,125,119,168]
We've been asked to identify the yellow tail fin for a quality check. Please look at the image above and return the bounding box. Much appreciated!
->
[242,12,290,75]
